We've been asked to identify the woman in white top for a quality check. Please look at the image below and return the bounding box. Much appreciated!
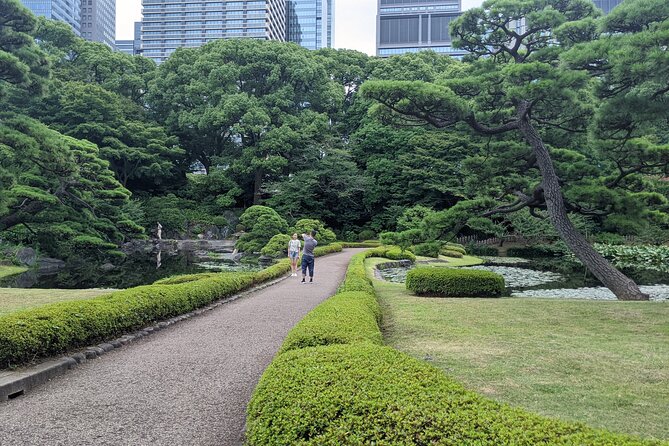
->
[288,233,302,277]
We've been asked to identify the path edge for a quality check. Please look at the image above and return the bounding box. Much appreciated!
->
[0,272,292,402]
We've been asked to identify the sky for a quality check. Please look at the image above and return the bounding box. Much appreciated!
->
[116,0,484,55]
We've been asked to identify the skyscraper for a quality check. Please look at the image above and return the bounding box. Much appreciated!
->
[286,0,334,50]
[376,0,467,58]
[20,0,81,35]
[79,0,116,48]
[140,0,286,65]
[116,22,142,56]
[593,0,623,14]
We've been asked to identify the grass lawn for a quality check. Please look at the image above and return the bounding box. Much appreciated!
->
[414,254,484,267]
[0,265,28,280]
[0,288,112,316]
[368,261,669,441]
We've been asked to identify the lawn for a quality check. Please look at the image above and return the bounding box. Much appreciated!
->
[368,262,669,441]
[0,265,28,280]
[0,288,112,316]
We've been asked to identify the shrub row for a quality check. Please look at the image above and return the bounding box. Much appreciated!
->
[406,267,505,297]
[248,343,660,446]
[248,249,656,445]
[367,245,416,262]
[0,244,343,369]
[340,241,381,248]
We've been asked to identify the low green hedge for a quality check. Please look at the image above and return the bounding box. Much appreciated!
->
[338,252,375,295]
[340,241,381,248]
[0,243,344,369]
[406,267,505,297]
[413,241,441,258]
[247,248,660,446]
[368,245,416,262]
[440,249,464,258]
[247,343,660,446]
[279,291,381,354]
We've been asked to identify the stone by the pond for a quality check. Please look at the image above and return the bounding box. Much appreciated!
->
[16,247,37,266]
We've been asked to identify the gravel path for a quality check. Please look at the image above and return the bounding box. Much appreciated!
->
[0,249,363,446]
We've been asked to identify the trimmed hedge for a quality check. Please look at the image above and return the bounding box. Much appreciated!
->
[368,245,416,262]
[440,249,464,258]
[0,243,344,369]
[340,241,381,248]
[279,291,381,354]
[413,241,441,258]
[247,343,661,446]
[406,267,505,297]
[247,250,663,445]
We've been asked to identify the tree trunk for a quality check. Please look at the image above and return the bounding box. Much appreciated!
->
[253,168,263,205]
[517,101,648,301]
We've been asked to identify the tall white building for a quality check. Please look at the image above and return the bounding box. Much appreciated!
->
[140,0,286,64]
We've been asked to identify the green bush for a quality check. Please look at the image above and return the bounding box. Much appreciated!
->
[279,292,381,354]
[292,219,337,246]
[440,249,464,258]
[313,243,343,257]
[413,241,441,258]
[465,243,498,256]
[357,229,376,241]
[338,252,375,295]
[236,206,289,253]
[247,343,657,446]
[441,242,467,255]
[340,241,381,248]
[261,234,292,258]
[384,247,416,262]
[506,244,565,258]
[406,267,505,297]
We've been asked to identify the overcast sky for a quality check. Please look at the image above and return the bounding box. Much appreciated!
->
[116,0,484,55]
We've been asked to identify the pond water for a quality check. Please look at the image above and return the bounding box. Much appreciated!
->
[377,258,669,302]
[0,250,262,290]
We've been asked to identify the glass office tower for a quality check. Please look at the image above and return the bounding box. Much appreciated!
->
[286,0,334,50]
[140,0,286,64]
[20,0,81,35]
[593,0,622,14]
[376,0,466,58]
[80,0,116,48]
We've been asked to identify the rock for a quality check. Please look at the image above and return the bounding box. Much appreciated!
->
[15,248,37,266]
[100,263,116,272]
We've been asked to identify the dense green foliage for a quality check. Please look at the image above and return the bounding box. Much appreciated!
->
[247,250,661,445]
[1,0,668,272]
[236,206,289,253]
[406,267,505,297]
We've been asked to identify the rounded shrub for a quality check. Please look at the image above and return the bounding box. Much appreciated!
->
[413,241,441,258]
[406,267,505,297]
[441,242,467,255]
[261,234,291,258]
[440,249,464,258]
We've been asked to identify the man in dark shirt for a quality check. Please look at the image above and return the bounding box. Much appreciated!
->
[301,230,318,283]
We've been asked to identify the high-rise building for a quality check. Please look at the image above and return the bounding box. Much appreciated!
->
[79,0,116,48]
[20,0,81,35]
[286,0,334,50]
[140,0,286,64]
[593,0,622,14]
[376,0,467,58]
[116,22,142,56]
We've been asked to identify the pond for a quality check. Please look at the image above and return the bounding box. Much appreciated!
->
[0,249,263,290]
[377,257,669,302]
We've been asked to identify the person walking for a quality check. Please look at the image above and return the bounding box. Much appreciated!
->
[288,233,301,277]
[301,230,318,283]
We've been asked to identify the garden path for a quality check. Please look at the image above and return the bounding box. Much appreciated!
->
[0,248,364,446]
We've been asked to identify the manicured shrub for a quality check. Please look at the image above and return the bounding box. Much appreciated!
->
[247,343,658,446]
[338,252,375,295]
[340,241,380,248]
[260,234,291,258]
[507,243,565,258]
[440,249,464,258]
[384,247,416,262]
[279,292,381,354]
[357,230,376,241]
[441,242,467,255]
[465,243,498,256]
[413,241,441,258]
[406,267,505,297]
[292,219,337,246]
[236,206,289,253]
